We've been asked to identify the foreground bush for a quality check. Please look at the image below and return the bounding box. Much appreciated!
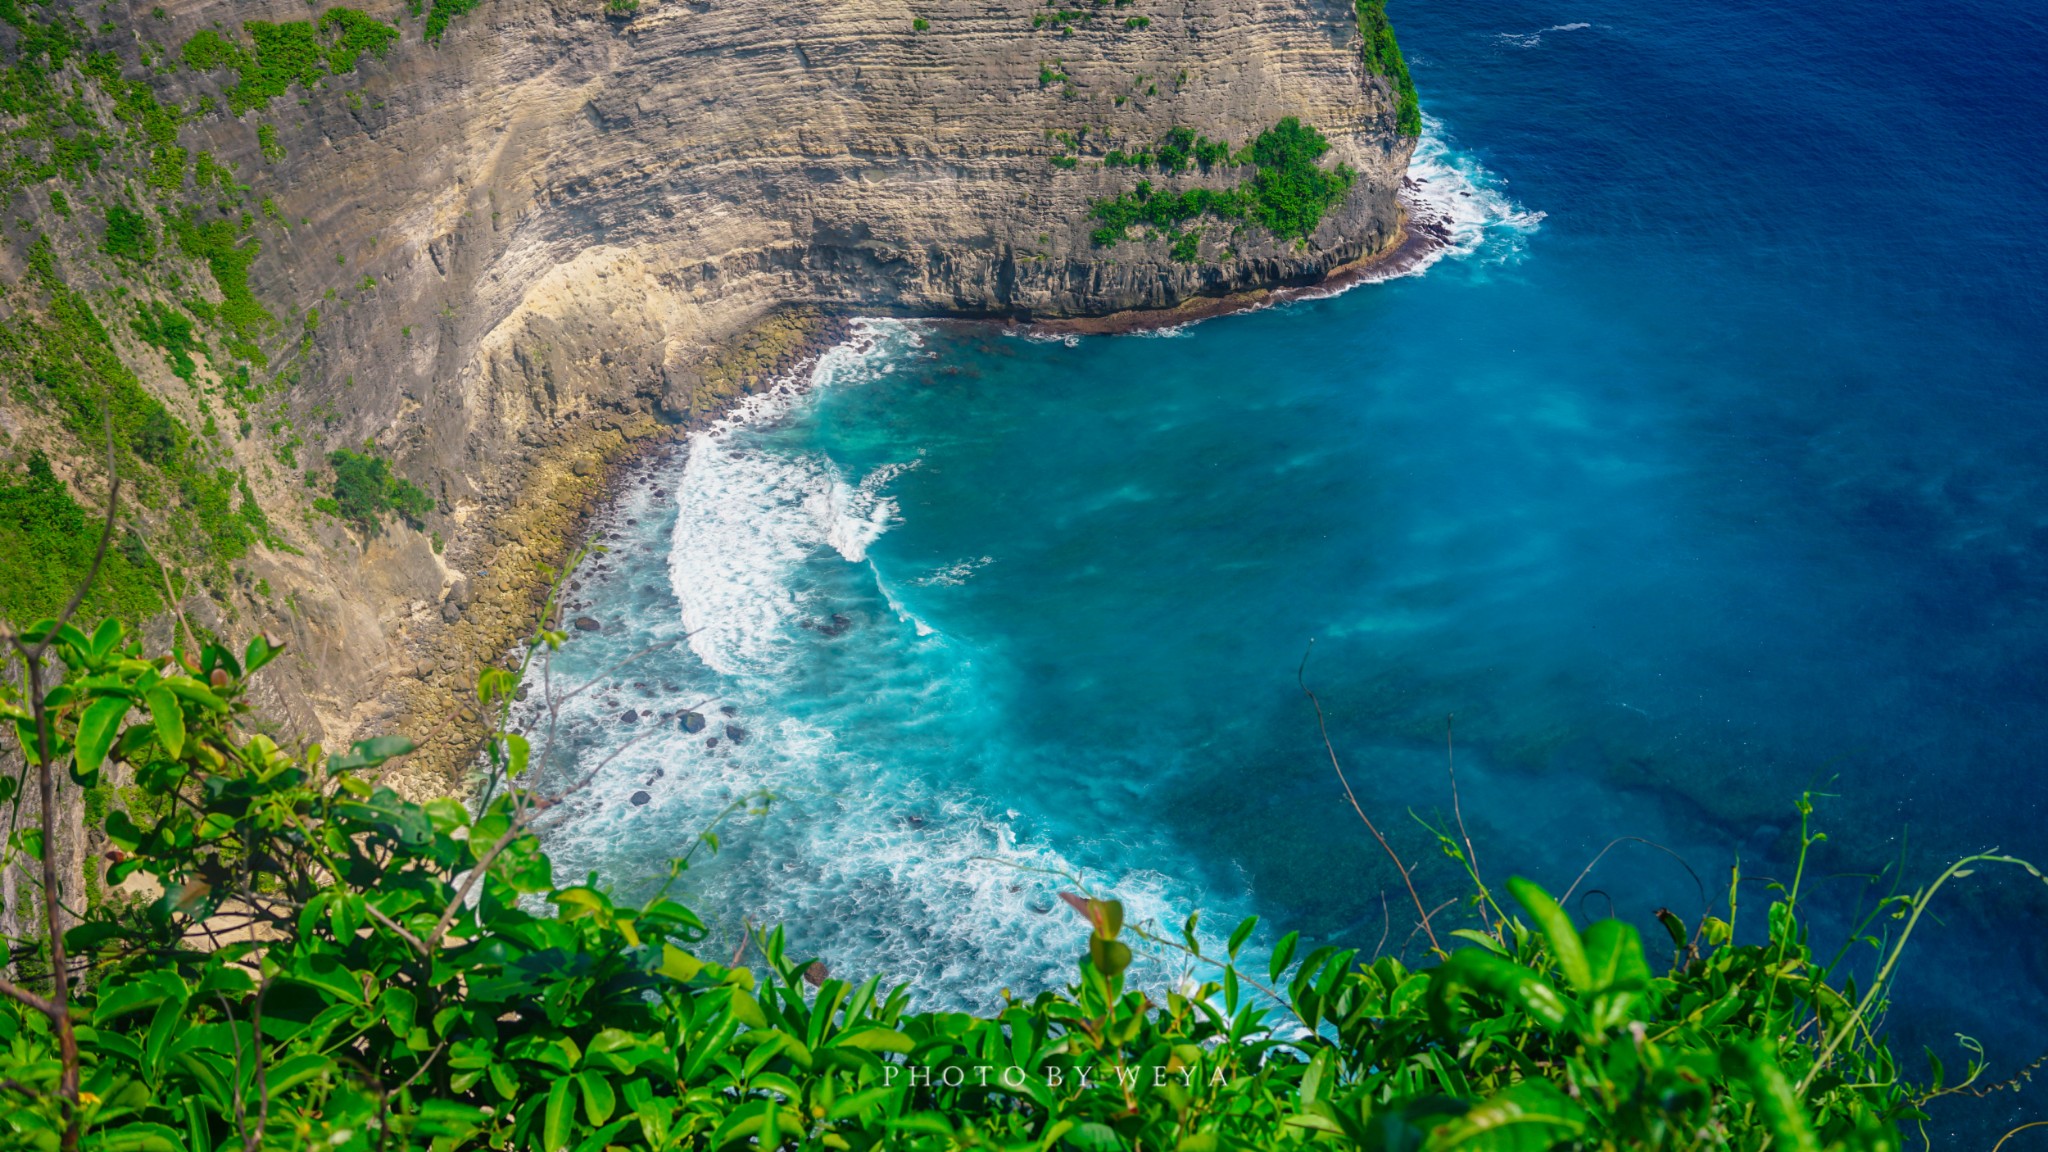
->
[0,601,2032,1151]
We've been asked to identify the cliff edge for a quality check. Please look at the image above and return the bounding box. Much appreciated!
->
[0,0,1417,778]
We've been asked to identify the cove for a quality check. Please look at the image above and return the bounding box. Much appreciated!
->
[524,0,2048,1143]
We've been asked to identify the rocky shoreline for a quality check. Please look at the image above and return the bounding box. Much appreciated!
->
[1021,207,1448,337]
[374,313,851,798]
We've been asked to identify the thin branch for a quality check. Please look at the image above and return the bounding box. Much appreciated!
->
[1560,835,1710,930]
[1299,640,1439,954]
[425,725,660,951]
[1443,714,1490,916]
[0,974,52,1016]
[363,903,429,958]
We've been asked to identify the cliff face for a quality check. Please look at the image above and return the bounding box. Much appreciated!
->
[0,0,1413,772]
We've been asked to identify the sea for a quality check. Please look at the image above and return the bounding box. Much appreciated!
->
[515,0,2048,1141]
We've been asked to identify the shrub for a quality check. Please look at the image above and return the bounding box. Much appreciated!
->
[912,15,929,31]
[327,445,433,535]
[131,300,201,382]
[1088,118,1354,249]
[256,121,285,162]
[101,204,154,261]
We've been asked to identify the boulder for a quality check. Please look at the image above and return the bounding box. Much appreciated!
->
[679,711,706,733]
[573,616,602,632]
[630,790,651,806]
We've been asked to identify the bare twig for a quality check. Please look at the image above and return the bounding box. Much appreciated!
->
[424,724,660,952]
[1560,835,1710,930]
[1299,641,1440,955]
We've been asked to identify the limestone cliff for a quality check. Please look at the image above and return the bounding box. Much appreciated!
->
[0,0,1415,779]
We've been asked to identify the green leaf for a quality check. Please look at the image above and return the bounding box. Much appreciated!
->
[144,686,184,760]
[576,1070,617,1125]
[83,1122,185,1152]
[262,1052,335,1096]
[74,695,131,782]
[1506,876,1590,993]
[829,1026,915,1054]
[1425,1081,1587,1151]
[544,1074,576,1152]
[1227,915,1258,960]
[1581,919,1651,993]
[1270,930,1300,982]
[1723,1042,1821,1152]
[88,618,124,661]
[329,735,415,771]
[243,632,283,673]
[1429,950,1576,1035]
[659,944,703,983]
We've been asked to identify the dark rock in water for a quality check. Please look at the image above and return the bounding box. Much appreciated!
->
[720,704,739,716]
[705,737,720,750]
[630,790,651,806]
[906,814,926,829]
[640,709,652,718]
[619,710,639,724]
[515,685,530,702]
[724,723,748,744]
[819,613,854,637]
[573,616,602,632]
[680,711,706,733]
[569,580,582,591]
[802,961,828,987]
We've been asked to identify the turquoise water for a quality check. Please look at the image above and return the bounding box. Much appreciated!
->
[529,0,2047,1139]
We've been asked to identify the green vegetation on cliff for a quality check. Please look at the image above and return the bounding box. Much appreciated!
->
[180,10,399,115]
[0,454,161,622]
[1357,0,1421,136]
[1089,118,1356,252]
[321,445,435,536]
[1,548,2031,1150]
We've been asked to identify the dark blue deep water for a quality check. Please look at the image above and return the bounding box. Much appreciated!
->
[533,0,2048,1141]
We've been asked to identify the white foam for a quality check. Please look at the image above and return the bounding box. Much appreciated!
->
[1400,114,1547,268]
[915,556,996,587]
[1497,21,1592,48]
[667,321,925,676]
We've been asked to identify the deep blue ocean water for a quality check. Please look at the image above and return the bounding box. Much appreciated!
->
[527,0,2048,1140]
